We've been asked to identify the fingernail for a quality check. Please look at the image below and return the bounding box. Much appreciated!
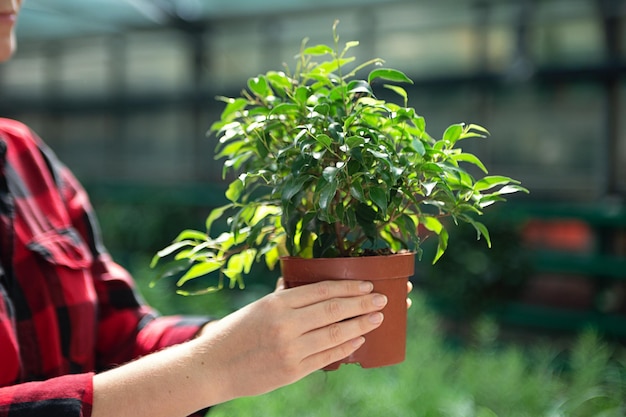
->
[373,294,387,307]
[369,312,384,324]
[360,281,374,293]
[352,336,365,348]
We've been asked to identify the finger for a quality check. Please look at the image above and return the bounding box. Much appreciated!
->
[407,297,413,309]
[298,310,384,354]
[299,313,384,371]
[301,337,366,374]
[295,293,387,334]
[275,277,285,291]
[407,280,413,294]
[279,280,374,309]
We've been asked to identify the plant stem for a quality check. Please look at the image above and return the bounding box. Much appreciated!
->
[334,221,347,256]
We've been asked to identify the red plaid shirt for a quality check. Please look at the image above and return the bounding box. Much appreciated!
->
[0,119,210,416]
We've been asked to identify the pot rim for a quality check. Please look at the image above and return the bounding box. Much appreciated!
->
[280,251,415,281]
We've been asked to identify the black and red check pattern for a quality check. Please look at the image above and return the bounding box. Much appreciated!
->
[0,119,210,416]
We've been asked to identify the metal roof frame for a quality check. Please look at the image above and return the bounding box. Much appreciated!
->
[16,0,409,40]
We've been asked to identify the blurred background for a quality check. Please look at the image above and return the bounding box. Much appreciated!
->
[3,0,625,197]
[1,1,626,414]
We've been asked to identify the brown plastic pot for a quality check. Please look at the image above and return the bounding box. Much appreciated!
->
[280,252,415,370]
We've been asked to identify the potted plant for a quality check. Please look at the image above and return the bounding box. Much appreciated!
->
[151,21,527,369]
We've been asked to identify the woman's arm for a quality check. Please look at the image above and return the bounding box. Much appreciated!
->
[93,280,386,417]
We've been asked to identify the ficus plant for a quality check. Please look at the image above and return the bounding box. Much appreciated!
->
[151,21,528,295]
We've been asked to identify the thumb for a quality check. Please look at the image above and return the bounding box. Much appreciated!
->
[275,277,285,291]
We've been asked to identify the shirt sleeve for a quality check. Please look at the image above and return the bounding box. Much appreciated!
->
[45,141,213,368]
[0,373,93,417]
[1,284,94,417]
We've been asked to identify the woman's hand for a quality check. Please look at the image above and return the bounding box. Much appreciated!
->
[197,280,387,401]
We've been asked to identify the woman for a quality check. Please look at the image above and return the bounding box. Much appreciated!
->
[0,1,401,416]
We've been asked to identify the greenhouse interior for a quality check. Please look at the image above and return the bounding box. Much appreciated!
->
[1,0,626,415]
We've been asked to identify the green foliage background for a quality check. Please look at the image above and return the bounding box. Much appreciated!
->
[210,293,626,417]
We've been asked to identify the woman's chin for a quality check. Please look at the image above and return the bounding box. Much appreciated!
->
[0,38,16,63]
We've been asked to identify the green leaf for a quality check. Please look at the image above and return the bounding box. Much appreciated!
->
[411,137,426,156]
[269,102,301,116]
[473,175,518,192]
[302,44,334,56]
[237,204,255,224]
[217,97,248,121]
[328,85,346,102]
[347,80,374,96]
[313,103,330,116]
[346,136,366,148]
[413,115,426,132]
[281,175,310,202]
[495,184,529,195]
[467,218,492,248]
[467,123,490,135]
[264,246,280,271]
[294,86,309,105]
[227,249,257,276]
[215,140,245,160]
[350,183,365,202]
[265,71,293,91]
[433,227,449,264]
[205,205,230,233]
[343,40,359,51]
[368,68,414,84]
[249,204,281,225]
[370,187,388,216]
[383,84,408,103]
[421,216,443,234]
[222,152,253,176]
[225,178,244,203]
[366,148,388,159]
[176,285,223,296]
[312,57,355,76]
[315,134,333,151]
[477,195,506,208]
[176,260,223,287]
[248,76,271,97]
[222,268,243,289]
[355,203,378,240]
[443,124,463,144]
[421,162,444,175]
[350,147,364,163]
[318,181,338,211]
[153,240,194,264]
[452,152,488,174]
[323,166,339,182]
[457,132,488,140]
[422,181,437,196]
[174,229,206,242]
[399,214,418,244]
[327,123,343,142]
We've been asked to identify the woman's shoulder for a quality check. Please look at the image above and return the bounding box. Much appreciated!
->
[0,118,44,149]
[0,118,30,136]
